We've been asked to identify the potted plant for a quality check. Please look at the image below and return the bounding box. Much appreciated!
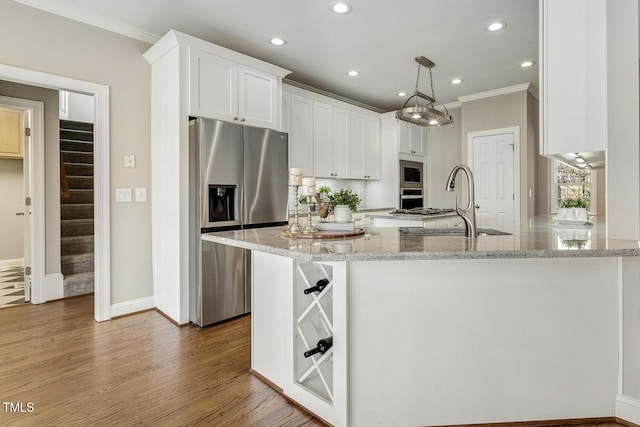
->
[328,188,361,223]
[559,198,589,221]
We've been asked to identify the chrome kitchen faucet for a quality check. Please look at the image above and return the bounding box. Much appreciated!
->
[445,164,477,238]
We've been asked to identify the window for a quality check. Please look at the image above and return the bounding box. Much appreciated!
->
[554,162,592,211]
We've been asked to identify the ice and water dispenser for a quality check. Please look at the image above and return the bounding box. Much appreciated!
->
[208,184,236,223]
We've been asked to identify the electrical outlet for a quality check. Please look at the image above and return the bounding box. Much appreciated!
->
[135,187,147,202]
[115,188,132,203]
[124,154,136,168]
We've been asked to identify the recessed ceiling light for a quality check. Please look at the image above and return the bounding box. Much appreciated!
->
[487,21,506,31]
[269,37,287,46]
[451,78,463,85]
[331,1,352,14]
[397,91,407,97]
[347,70,360,77]
[520,60,536,68]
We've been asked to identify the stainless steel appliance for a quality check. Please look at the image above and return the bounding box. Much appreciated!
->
[399,160,424,209]
[189,118,288,327]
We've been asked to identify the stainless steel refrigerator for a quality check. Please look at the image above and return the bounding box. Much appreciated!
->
[189,118,288,327]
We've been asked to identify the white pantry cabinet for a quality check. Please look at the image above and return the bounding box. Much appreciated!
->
[190,47,279,129]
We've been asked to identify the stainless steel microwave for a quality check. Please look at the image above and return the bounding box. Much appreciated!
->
[400,160,423,189]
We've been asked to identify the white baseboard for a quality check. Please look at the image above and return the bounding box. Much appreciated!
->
[0,258,24,268]
[110,296,155,318]
[45,273,63,301]
[616,394,640,425]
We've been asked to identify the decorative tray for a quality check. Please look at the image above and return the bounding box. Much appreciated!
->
[553,216,594,225]
[281,227,365,240]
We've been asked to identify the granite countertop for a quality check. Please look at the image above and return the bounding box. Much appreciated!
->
[365,210,459,221]
[202,215,640,261]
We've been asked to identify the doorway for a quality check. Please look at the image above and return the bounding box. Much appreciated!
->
[0,63,110,322]
[0,97,44,307]
[467,127,520,233]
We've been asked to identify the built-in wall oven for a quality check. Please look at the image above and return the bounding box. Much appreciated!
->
[399,160,424,209]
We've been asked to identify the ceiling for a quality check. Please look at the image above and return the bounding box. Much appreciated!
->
[15,0,539,112]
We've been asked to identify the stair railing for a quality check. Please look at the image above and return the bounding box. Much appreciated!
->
[60,156,70,198]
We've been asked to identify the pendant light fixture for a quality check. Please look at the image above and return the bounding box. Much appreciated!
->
[396,56,453,127]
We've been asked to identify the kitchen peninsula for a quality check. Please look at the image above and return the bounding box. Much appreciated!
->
[204,216,640,426]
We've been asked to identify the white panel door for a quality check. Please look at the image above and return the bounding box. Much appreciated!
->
[313,101,333,177]
[290,94,314,174]
[398,121,412,154]
[364,115,380,179]
[473,133,515,232]
[349,111,366,179]
[332,107,350,178]
[410,124,425,157]
[189,48,238,121]
[238,64,278,129]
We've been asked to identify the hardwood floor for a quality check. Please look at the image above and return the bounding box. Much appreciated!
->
[0,295,324,426]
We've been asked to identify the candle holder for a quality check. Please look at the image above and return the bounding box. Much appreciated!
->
[288,185,303,233]
[303,195,318,233]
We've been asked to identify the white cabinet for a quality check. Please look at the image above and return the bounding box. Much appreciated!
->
[190,47,279,129]
[540,0,606,156]
[285,85,381,180]
[350,112,380,180]
[313,101,349,178]
[398,121,425,157]
[289,94,314,174]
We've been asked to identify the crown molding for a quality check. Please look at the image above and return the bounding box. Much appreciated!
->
[13,0,160,44]
[458,83,532,103]
[283,79,385,113]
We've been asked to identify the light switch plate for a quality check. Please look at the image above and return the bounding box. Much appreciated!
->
[124,154,136,168]
[115,188,132,203]
[135,187,147,202]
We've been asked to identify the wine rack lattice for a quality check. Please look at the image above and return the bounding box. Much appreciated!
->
[294,262,334,403]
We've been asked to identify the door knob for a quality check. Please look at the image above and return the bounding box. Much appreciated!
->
[15,212,24,216]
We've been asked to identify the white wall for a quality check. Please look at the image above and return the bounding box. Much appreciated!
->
[0,159,24,261]
[0,1,153,304]
[460,90,537,226]
[61,91,94,123]
[425,107,461,208]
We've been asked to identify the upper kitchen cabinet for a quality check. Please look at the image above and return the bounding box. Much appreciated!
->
[540,0,606,160]
[314,101,349,178]
[350,111,380,180]
[189,47,281,129]
[284,83,381,180]
[0,107,23,159]
[398,120,425,160]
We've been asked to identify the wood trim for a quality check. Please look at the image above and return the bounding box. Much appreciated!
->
[437,417,621,427]
[153,307,188,327]
[59,156,70,198]
[250,369,331,426]
[617,417,640,427]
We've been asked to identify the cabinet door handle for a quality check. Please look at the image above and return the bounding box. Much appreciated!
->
[15,212,24,216]
[233,117,238,121]
[240,118,245,122]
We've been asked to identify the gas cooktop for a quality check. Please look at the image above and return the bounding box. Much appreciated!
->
[390,208,456,216]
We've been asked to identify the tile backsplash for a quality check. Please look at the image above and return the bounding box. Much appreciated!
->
[287,179,368,213]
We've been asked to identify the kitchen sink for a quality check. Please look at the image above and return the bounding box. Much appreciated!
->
[399,227,511,236]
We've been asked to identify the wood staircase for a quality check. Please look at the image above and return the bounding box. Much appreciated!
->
[60,120,94,297]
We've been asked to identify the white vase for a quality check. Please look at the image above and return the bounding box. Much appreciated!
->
[334,205,352,223]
